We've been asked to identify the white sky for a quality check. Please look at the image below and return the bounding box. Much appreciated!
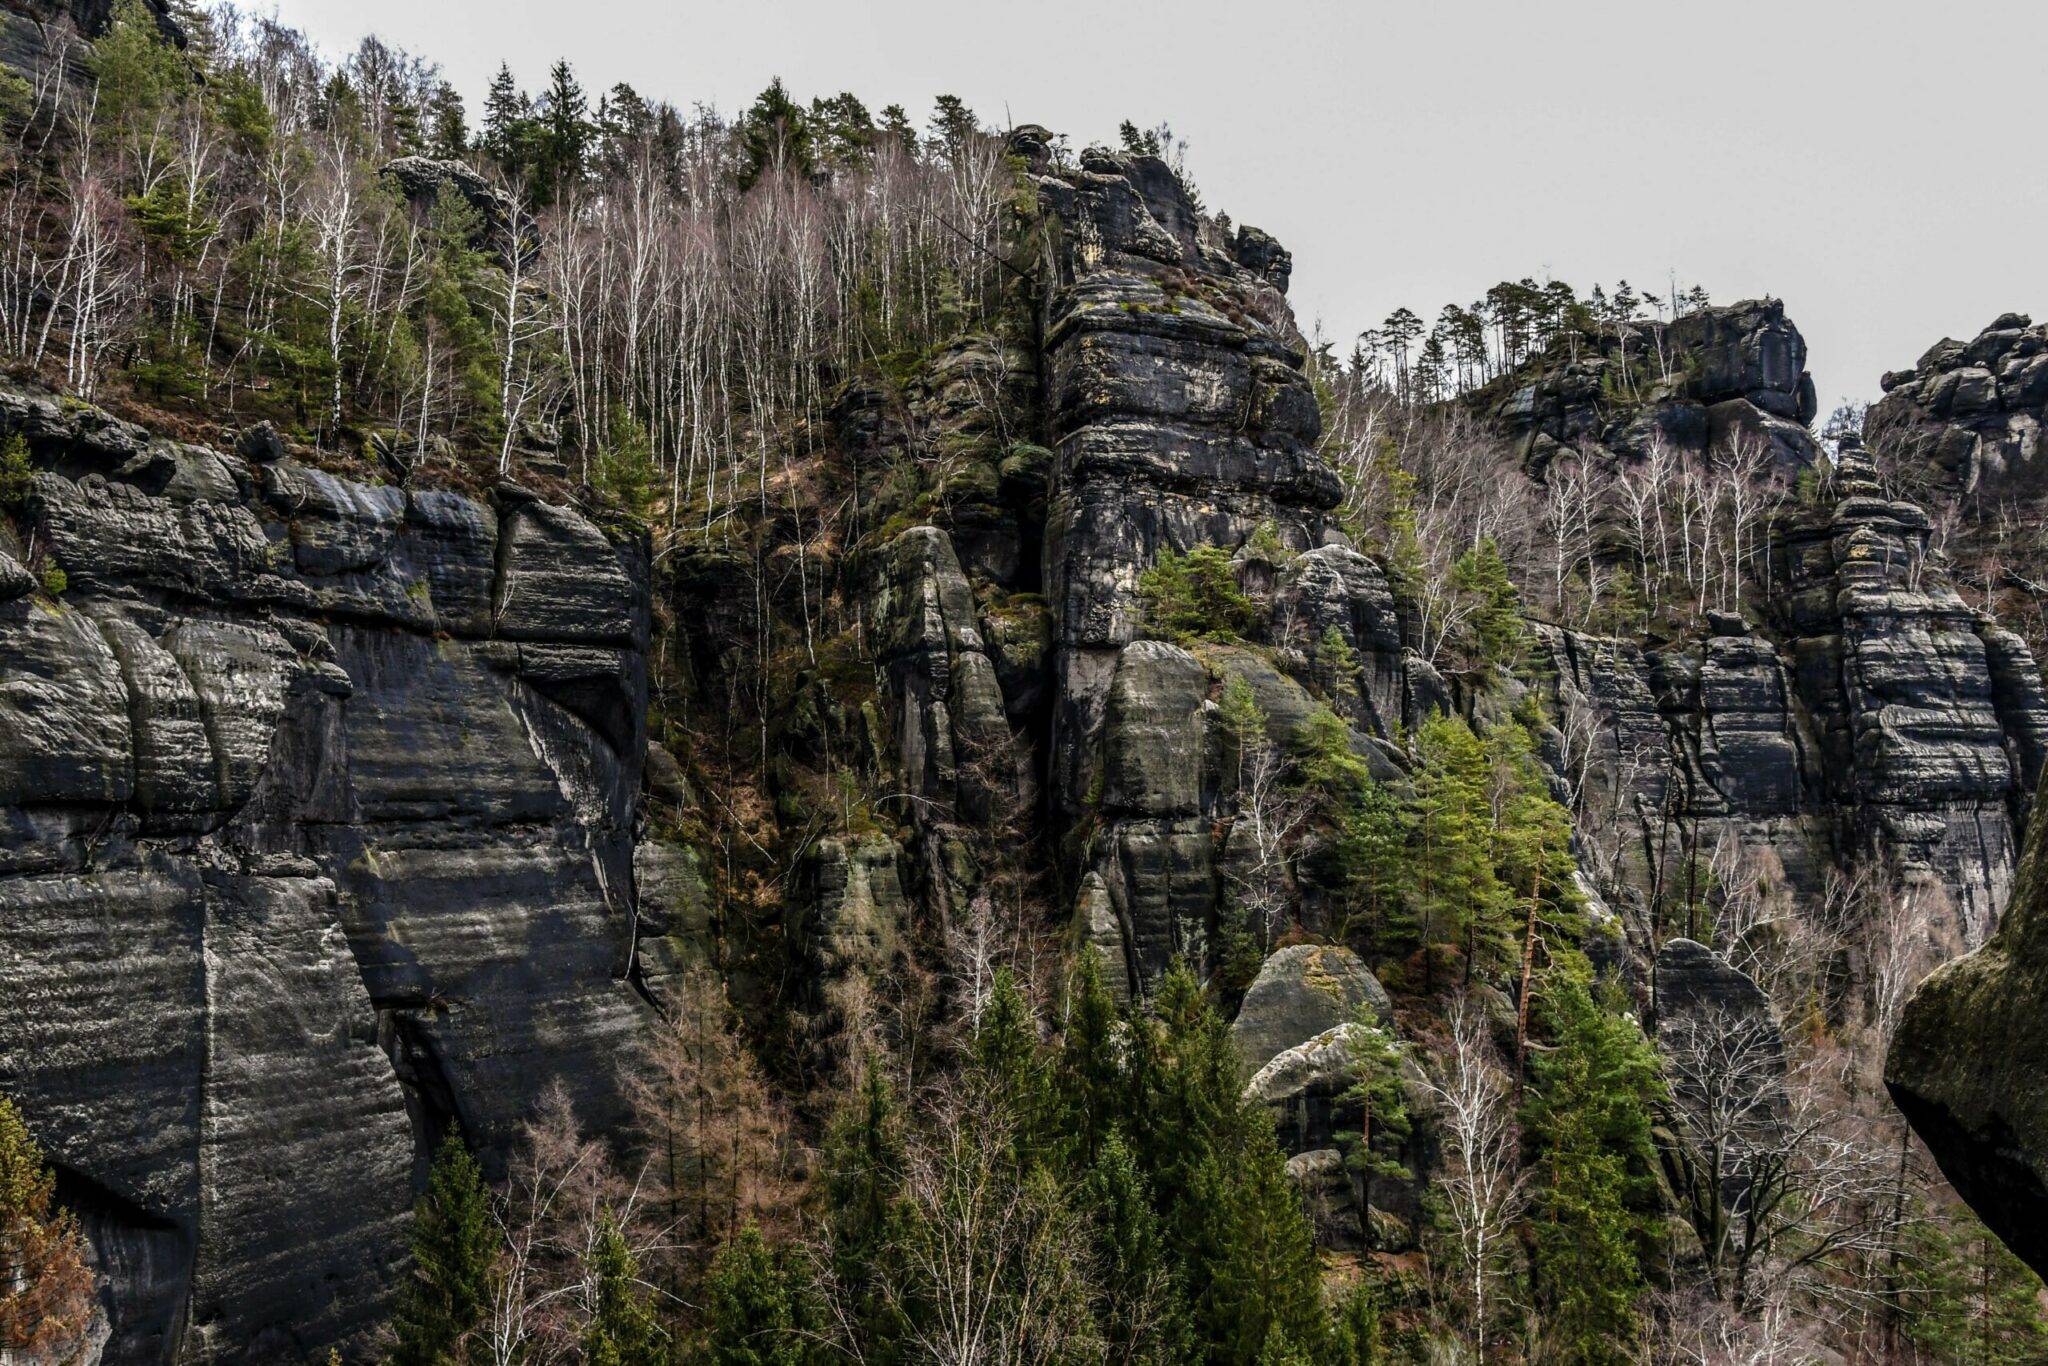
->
[265,0,2048,410]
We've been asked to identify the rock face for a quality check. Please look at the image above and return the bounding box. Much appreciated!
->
[379,157,527,269]
[1230,943,1391,1073]
[1867,312,2048,664]
[1497,310,2048,957]
[0,0,179,83]
[1476,298,1820,477]
[1016,135,1410,992]
[0,384,649,1361]
[1889,772,2048,1279]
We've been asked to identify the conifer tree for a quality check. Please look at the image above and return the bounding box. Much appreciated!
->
[1522,964,1662,1363]
[537,59,592,200]
[1084,1133,1195,1364]
[581,1216,667,1366]
[1449,537,1525,674]
[1327,1281,1383,1364]
[699,1222,813,1366]
[737,79,815,190]
[1337,1018,1412,1233]
[969,968,1052,1161]
[1054,949,1125,1168]
[480,63,528,169]
[819,1058,909,1356]
[390,1129,497,1366]
[0,1095,94,1354]
[1401,713,1505,992]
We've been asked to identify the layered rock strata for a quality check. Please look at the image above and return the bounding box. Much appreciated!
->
[0,385,649,1361]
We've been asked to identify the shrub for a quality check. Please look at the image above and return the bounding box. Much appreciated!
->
[1138,544,1255,643]
[39,566,65,596]
[0,434,29,510]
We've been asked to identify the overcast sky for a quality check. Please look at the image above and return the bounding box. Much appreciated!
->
[268,0,2048,410]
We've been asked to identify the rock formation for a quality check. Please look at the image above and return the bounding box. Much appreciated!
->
[0,384,649,1360]
[1494,312,2048,956]
[1867,312,2048,663]
[1888,765,2048,1279]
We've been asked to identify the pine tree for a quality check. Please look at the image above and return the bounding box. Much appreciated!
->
[1336,1018,1411,1234]
[1449,537,1524,674]
[1138,545,1255,643]
[926,95,978,160]
[737,79,815,190]
[1903,1209,2048,1364]
[970,968,1052,1162]
[424,81,468,159]
[1084,1133,1195,1364]
[1054,949,1125,1168]
[699,1222,812,1366]
[390,1130,496,1365]
[480,63,527,168]
[1522,964,1662,1363]
[1327,1281,1383,1364]
[1400,713,1506,992]
[0,1094,95,1354]
[1126,965,1328,1362]
[819,1058,909,1357]
[536,60,591,201]
[581,1216,667,1366]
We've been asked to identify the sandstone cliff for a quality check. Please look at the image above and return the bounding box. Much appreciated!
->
[0,389,649,1360]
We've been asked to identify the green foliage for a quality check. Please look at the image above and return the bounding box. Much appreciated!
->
[1398,712,1507,991]
[738,79,815,190]
[582,1216,668,1366]
[596,406,660,520]
[1902,1208,2048,1364]
[1326,1281,1384,1365]
[1449,536,1524,673]
[1139,544,1256,643]
[1522,964,1663,1363]
[1126,964,1331,1361]
[698,1223,816,1366]
[93,0,193,131]
[1337,1017,1412,1210]
[1314,626,1361,702]
[39,567,65,597]
[1083,1132,1196,1363]
[388,1131,496,1366]
[0,434,29,511]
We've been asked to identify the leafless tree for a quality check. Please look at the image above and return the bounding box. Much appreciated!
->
[1421,999,1526,1351]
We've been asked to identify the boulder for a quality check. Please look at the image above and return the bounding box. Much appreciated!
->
[1231,944,1391,1073]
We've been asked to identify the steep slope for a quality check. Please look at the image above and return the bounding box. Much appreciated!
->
[0,389,649,1360]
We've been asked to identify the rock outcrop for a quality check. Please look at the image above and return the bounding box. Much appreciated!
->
[0,0,179,83]
[1867,312,2048,664]
[1015,135,1410,992]
[1230,943,1391,1073]
[1475,298,1820,477]
[1495,310,2048,956]
[0,385,650,1360]
[1889,767,2048,1279]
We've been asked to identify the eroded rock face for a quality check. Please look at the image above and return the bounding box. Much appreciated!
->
[1518,418,2046,957]
[1868,312,2048,667]
[1476,298,1820,477]
[1025,139,1401,991]
[1889,777,2048,1278]
[0,384,649,1361]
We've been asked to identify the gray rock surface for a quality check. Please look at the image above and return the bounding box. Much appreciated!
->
[1231,944,1392,1073]
[1889,774,2048,1278]
[0,383,649,1361]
